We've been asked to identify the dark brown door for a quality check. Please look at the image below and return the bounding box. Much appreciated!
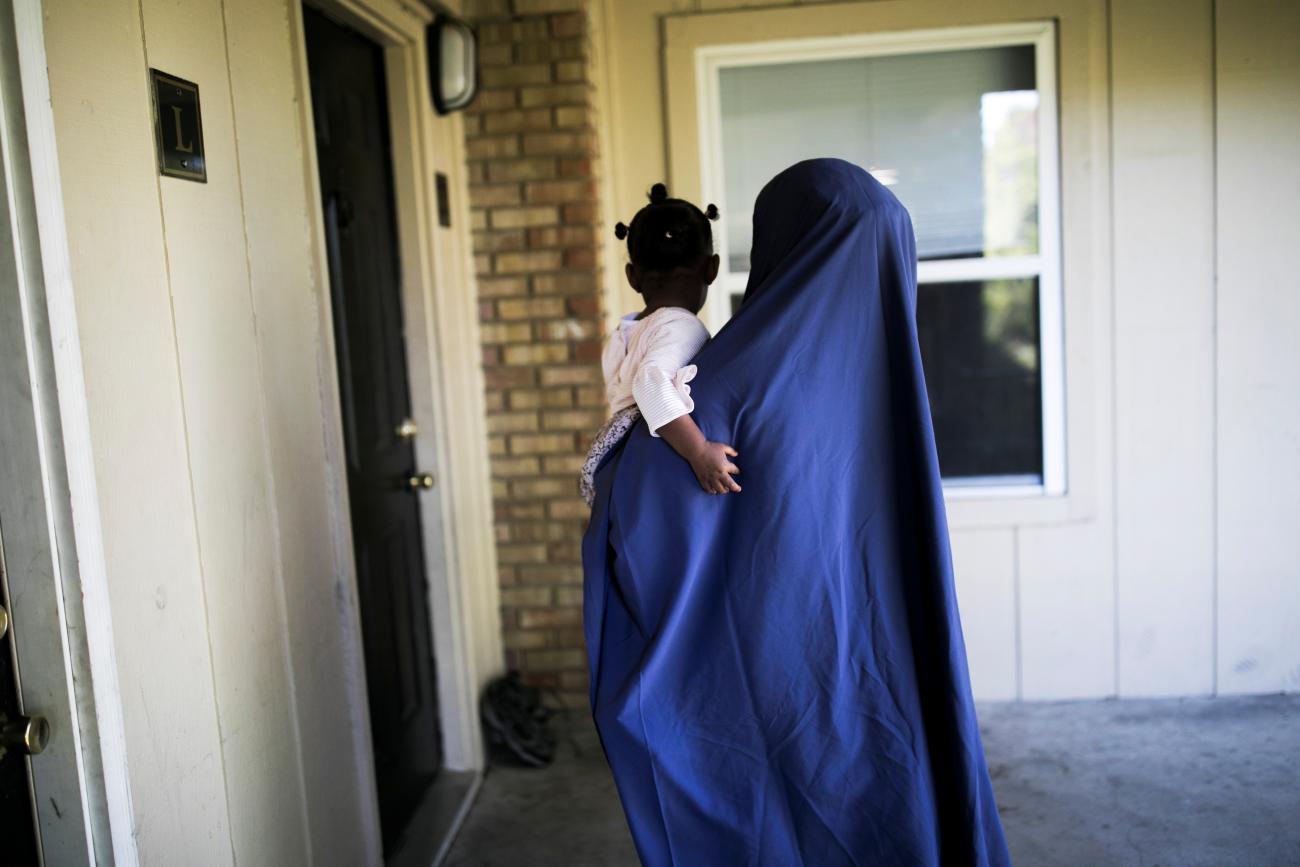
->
[303,6,443,854]
[0,542,41,866]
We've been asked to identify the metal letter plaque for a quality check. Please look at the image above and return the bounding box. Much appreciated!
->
[150,69,206,182]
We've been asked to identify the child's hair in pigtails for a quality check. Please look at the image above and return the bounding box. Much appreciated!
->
[614,183,720,274]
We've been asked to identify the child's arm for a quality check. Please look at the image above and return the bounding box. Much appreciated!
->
[655,415,741,494]
[633,315,738,494]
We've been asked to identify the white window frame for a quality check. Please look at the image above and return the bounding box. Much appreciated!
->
[696,21,1065,498]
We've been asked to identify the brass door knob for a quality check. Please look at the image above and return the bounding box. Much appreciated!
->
[0,605,7,640]
[407,473,435,490]
[1,713,50,756]
[395,418,419,439]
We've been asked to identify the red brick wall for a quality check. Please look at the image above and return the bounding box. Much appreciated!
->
[463,0,606,709]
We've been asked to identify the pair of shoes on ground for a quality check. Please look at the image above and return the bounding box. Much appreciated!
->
[480,670,558,768]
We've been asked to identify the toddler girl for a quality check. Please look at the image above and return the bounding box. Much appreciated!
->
[579,184,741,506]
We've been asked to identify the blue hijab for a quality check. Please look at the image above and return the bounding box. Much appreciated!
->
[582,159,1011,866]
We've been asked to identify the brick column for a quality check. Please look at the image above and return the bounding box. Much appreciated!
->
[463,0,606,709]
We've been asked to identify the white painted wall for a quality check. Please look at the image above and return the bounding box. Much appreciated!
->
[596,0,1300,700]
[1112,0,1217,698]
[43,2,235,858]
[37,0,498,862]
[1213,0,1300,694]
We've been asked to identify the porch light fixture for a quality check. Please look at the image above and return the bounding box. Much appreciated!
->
[427,14,478,114]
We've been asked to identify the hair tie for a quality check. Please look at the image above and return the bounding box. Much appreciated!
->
[705,203,720,221]
[614,222,629,240]
[648,182,669,204]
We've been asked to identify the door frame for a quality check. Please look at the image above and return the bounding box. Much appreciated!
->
[291,0,502,782]
[0,0,130,863]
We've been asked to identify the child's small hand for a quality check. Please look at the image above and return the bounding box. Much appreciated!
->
[653,416,740,495]
[689,442,741,494]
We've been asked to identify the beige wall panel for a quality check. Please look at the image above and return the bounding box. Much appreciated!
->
[1111,1,1216,696]
[599,0,679,321]
[222,0,378,859]
[138,0,309,861]
[1013,0,1116,700]
[1214,0,1300,695]
[1017,521,1116,698]
[949,529,1019,700]
[40,0,232,860]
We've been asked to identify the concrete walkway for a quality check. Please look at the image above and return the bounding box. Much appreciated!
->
[444,694,1300,866]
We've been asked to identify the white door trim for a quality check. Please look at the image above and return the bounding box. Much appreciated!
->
[1,0,134,863]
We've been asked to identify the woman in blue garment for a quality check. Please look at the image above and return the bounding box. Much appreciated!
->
[582,158,1011,866]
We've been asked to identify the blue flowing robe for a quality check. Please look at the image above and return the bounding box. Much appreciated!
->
[582,159,1011,866]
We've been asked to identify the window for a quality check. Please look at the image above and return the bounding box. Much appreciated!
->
[698,23,1064,494]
